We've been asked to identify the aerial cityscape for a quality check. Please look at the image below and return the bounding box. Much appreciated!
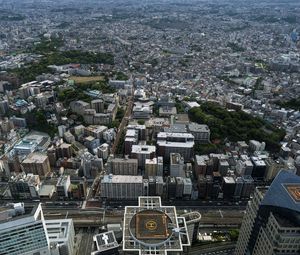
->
[0,0,299,254]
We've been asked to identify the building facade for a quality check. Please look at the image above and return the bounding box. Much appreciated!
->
[0,203,50,255]
[235,171,300,255]
[100,174,144,200]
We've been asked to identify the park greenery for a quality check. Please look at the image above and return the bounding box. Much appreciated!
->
[227,42,245,52]
[175,99,185,113]
[194,143,221,155]
[276,97,300,111]
[23,110,57,138]
[228,229,239,241]
[12,38,114,83]
[188,102,285,153]
[115,71,129,80]
[107,107,125,129]
[32,37,64,54]
[57,87,92,105]
[57,79,115,106]
[137,120,145,125]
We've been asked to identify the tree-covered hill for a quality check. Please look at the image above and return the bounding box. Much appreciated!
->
[189,102,285,152]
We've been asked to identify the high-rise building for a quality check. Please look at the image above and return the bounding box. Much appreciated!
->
[108,157,138,175]
[84,125,108,139]
[56,175,71,198]
[47,146,57,167]
[56,143,72,159]
[218,159,229,176]
[122,196,190,254]
[176,177,184,198]
[58,125,67,138]
[127,124,147,140]
[194,155,209,177]
[100,174,144,200]
[235,171,300,255]
[241,175,254,199]
[145,158,158,177]
[0,203,75,255]
[236,156,253,176]
[197,175,213,199]
[81,152,103,178]
[157,156,164,176]
[182,177,193,198]
[250,156,267,180]
[222,176,236,200]
[91,99,105,113]
[187,123,210,143]
[170,153,185,177]
[10,116,27,128]
[131,145,156,171]
[234,176,244,199]
[22,153,51,176]
[166,176,177,199]
[45,219,75,255]
[157,132,194,162]
[0,203,50,255]
[0,100,9,115]
[8,173,40,200]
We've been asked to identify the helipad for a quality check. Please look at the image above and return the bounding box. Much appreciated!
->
[130,210,172,240]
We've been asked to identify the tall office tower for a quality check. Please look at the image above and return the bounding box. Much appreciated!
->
[235,171,300,255]
[0,203,50,255]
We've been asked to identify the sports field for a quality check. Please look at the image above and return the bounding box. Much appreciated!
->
[69,76,104,84]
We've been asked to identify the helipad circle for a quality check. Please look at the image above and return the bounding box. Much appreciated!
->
[129,209,173,246]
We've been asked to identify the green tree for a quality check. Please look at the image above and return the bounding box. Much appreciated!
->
[138,120,145,125]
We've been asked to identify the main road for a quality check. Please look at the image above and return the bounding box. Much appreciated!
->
[43,206,245,227]
[111,96,133,154]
